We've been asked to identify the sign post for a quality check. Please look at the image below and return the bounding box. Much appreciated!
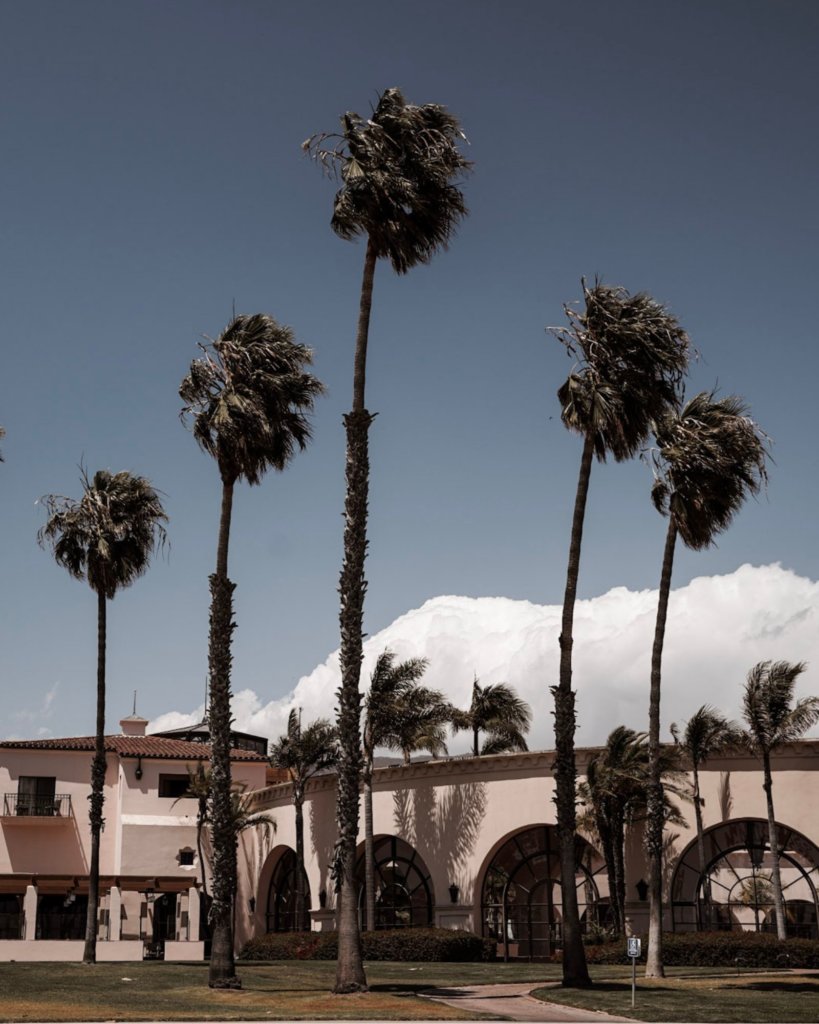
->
[627,937,641,1008]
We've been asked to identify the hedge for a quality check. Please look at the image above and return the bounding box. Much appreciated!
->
[240,927,495,962]
[554,931,819,968]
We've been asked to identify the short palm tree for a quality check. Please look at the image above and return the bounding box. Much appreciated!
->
[269,711,339,931]
[362,651,435,931]
[579,727,686,937]
[742,660,819,940]
[452,677,531,756]
[180,313,323,988]
[551,281,689,987]
[645,391,767,975]
[38,469,167,963]
[306,88,469,993]
[182,762,212,898]
[670,706,742,926]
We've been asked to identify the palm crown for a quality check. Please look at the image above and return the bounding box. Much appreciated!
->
[553,281,690,462]
[742,661,819,756]
[671,705,742,770]
[38,469,168,599]
[364,651,439,757]
[179,313,325,487]
[452,677,532,756]
[305,87,470,274]
[270,709,339,787]
[651,391,769,550]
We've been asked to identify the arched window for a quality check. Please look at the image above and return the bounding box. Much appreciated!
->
[355,835,433,929]
[480,825,606,960]
[671,818,819,938]
[266,849,311,932]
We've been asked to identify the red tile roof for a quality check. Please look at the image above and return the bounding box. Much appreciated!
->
[0,735,267,762]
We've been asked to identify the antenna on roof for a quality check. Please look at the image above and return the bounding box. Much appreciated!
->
[132,690,137,716]
[203,676,210,722]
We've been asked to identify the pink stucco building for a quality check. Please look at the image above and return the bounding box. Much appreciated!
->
[2,716,818,962]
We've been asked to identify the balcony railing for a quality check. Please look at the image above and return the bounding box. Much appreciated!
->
[2,793,73,818]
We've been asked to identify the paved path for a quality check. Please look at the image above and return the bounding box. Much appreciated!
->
[421,982,633,1022]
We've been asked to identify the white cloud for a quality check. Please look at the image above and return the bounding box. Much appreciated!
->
[150,564,819,752]
[13,681,60,724]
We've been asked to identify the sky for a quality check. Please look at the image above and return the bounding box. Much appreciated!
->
[1,1,818,747]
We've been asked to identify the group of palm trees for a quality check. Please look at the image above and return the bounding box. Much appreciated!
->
[17,83,809,995]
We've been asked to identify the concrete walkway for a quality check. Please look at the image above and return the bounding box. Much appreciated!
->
[421,982,634,1022]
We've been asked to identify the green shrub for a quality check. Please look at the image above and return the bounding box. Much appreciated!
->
[550,931,819,968]
[240,927,495,962]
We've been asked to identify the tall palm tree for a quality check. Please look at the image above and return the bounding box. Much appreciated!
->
[362,651,429,931]
[269,711,339,931]
[645,391,768,975]
[742,660,819,940]
[551,281,689,987]
[452,677,531,756]
[670,706,742,927]
[38,469,167,963]
[180,313,324,988]
[306,88,469,993]
[0,424,5,460]
[579,727,686,937]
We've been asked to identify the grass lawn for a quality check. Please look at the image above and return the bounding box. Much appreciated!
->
[0,960,553,1021]
[534,966,819,1023]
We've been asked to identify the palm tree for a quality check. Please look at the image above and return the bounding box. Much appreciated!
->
[742,660,819,940]
[579,727,686,937]
[269,711,339,931]
[362,651,430,930]
[0,425,5,461]
[452,677,531,756]
[670,706,742,928]
[182,762,212,898]
[306,88,469,993]
[180,313,324,988]
[38,469,167,963]
[551,281,689,987]
[645,391,768,975]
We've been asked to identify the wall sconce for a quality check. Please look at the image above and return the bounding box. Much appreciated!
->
[448,883,460,905]
[319,888,327,909]
[135,755,143,781]
[635,878,649,902]
[248,897,256,914]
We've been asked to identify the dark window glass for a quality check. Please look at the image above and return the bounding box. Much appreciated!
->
[179,849,195,866]
[158,774,189,798]
[17,776,56,815]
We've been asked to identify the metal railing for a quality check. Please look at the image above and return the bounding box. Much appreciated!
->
[2,793,73,817]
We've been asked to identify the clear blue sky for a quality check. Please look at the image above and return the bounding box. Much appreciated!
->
[1,0,817,738]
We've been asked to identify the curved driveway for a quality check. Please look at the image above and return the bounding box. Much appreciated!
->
[422,981,633,1022]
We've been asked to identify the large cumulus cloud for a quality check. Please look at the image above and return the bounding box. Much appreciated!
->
[149,563,819,751]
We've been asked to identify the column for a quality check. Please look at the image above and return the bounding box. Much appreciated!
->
[108,886,122,941]
[187,886,200,942]
[23,884,37,941]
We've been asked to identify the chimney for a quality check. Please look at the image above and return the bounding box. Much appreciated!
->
[120,714,149,737]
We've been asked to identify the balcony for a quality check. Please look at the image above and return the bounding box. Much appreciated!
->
[2,793,73,822]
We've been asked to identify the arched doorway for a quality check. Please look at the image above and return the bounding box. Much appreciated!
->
[266,848,311,931]
[480,825,607,960]
[354,835,433,929]
[671,818,819,938]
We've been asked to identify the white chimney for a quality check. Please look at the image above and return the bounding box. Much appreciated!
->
[120,714,148,737]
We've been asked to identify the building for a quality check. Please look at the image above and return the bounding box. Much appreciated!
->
[0,714,268,961]
[2,720,818,961]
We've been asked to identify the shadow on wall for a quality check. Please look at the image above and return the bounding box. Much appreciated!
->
[392,780,487,900]
[309,787,338,910]
[719,772,733,821]
[4,812,88,875]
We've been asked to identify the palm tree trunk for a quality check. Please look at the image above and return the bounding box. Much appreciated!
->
[334,237,377,994]
[611,811,626,937]
[645,517,677,978]
[473,726,479,757]
[197,801,209,900]
[294,787,307,931]
[762,754,787,940]
[554,432,594,988]
[83,589,107,964]
[599,819,620,936]
[363,760,375,932]
[208,478,241,988]
[692,765,709,929]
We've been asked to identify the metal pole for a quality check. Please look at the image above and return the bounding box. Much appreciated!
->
[631,955,636,1008]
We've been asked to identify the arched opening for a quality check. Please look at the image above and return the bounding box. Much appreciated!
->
[480,825,607,960]
[266,848,311,932]
[354,835,433,929]
[671,818,819,938]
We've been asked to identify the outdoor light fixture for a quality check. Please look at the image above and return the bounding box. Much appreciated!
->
[248,897,256,913]
[635,878,649,901]
[135,755,143,781]
[448,883,460,904]
[319,888,327,909]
